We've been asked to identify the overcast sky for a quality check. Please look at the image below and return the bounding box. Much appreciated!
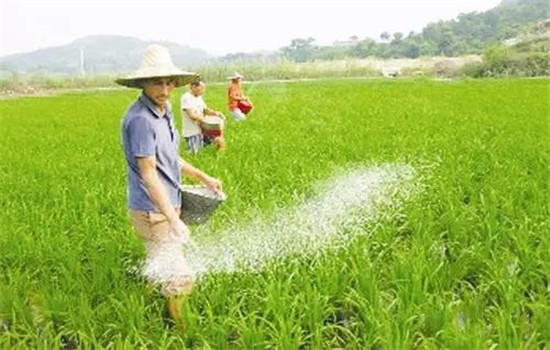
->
[1,0,501,57]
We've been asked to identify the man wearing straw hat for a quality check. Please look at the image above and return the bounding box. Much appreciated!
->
[117,44,222,330]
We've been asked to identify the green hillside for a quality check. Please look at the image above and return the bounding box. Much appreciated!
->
[0,35,211,75]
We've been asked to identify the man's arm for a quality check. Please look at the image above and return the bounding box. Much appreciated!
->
[184,108,205,124]
[204,106,220,116]
[233,93,249,101]
[229,87,244,101]
[230,93,243,101]
[179,156,223,193]
[137,156,180,222]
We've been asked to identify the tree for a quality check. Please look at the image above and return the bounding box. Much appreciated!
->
[392,32,404,43]
[281,37,317,62]
[317,46,349,60]
[271,0,549,62]
[380,31,391,42]
[350,38,377,58]
[376,43,391,58]
[437,30,459,56]
[403,42,421,58]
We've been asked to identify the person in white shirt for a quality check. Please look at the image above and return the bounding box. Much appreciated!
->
[181,81,225,154]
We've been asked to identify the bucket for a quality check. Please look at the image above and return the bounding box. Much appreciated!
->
[237,100,253,114]
[180,185,227,225]
[201,116,224,138]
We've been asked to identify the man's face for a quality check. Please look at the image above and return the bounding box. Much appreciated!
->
[143,78,176,107]
[191,83,205,96]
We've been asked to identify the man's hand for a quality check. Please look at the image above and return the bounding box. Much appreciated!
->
[214,111,226,120]
[203,175,223,194]
[169,217,191,244]
[138,156,190,244]
[179,157,224,195]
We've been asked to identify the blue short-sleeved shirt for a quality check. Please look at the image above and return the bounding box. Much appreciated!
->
[121,93,181,212]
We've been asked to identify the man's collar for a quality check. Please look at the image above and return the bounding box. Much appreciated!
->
[139,93,168,119]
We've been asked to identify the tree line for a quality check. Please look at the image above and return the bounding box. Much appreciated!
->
[219,0,548,62]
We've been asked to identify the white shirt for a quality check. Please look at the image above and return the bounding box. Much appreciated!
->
[181,92,206,137]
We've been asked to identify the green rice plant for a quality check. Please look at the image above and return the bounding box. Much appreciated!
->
[0,78,548,349]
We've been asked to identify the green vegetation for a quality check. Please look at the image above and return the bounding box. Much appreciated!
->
[1,0,547,93]
[462,35,550,77]
[271,0,549,60]
[2,0,547,80]
[0,78,549,349]
[0,73,120,92]
[0,61,383,93]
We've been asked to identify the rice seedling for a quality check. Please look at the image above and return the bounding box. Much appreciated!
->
[0,78,548,349]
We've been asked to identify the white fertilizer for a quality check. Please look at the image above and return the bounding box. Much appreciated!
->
[142,163,418,283]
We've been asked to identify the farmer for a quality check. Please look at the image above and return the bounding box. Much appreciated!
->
[227,72,253,121]
[116,44,223,330]
[181,80,226,154]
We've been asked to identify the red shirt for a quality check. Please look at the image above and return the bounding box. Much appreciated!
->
[228,82,243,110]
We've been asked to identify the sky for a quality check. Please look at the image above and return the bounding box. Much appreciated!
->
[0,0,501,57]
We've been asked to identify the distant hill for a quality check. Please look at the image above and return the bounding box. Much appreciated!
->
[226,0,549,62]
[1,0,548,74]
[0,35,211,75]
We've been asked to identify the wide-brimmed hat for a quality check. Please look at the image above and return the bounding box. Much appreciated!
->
[227,72,244,80]
[115,44,198,88]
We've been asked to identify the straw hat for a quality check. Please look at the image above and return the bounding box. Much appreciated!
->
[227,72,244,80]
[115,44,198,88]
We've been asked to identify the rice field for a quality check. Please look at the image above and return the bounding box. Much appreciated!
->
[0,78,549,349]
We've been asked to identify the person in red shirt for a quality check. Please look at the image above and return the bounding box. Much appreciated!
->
[227,72,253,121]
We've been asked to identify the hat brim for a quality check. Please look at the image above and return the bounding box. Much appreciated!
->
[115,70,199,88]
